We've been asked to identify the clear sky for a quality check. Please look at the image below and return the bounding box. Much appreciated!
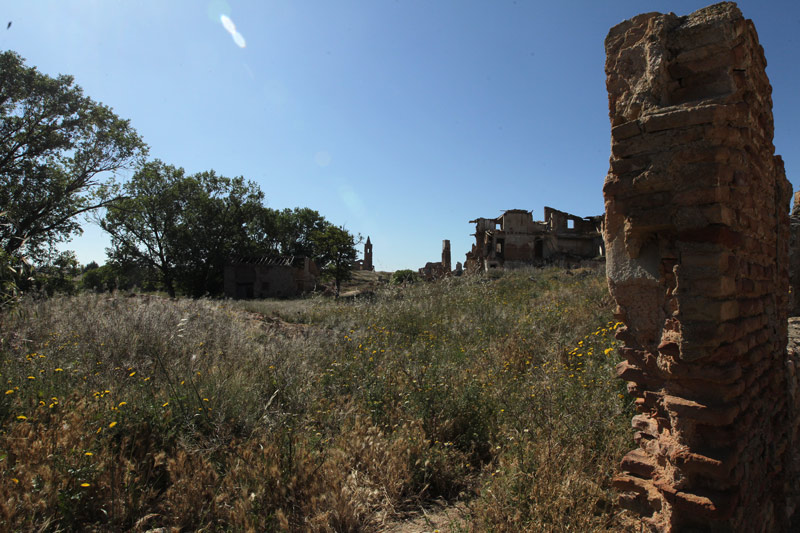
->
[4,1,799,271]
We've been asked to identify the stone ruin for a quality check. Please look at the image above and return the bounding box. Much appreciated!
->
[604,2,798,530]
[464,207,604,273]
[418,239,453,281]
[790,192,800,315]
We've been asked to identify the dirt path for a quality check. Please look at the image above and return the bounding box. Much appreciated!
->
[382,502,470,533]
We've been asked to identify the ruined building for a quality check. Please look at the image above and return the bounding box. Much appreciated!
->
[604,3,798,530]
[224,256,319,299]
[352,236,374,271]
[418,239,452,280]
[464,207,603,272]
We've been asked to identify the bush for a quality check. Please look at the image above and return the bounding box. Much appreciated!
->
[390,269,420,284]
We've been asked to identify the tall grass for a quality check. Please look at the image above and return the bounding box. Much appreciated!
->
[0,267,635,531]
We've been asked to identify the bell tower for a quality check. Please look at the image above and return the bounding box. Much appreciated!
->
[364,237,373,271]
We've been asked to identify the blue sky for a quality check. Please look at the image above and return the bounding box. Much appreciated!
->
[4,1,799,271]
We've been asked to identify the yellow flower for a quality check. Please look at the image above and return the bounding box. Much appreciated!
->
[109,421,117,428]
[129,371,136,377]
[5,390,13,395]
[80,483,90,487]
[27,376,35,380]
[162,402,169,407]
[54,368,64,372]
[85,452,93,456]
[16,415,27,420]
[118,402,127,407]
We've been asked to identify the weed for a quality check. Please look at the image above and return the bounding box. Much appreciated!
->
[0,267,633,531]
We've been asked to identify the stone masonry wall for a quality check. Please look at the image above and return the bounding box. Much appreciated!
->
[789,191,800,315]
[604,3,797,531]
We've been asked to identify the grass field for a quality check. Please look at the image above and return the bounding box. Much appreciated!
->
[0,266,635,531]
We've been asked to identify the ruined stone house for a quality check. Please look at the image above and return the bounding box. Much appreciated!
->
[223,256,319,299]
[464,207,604,272]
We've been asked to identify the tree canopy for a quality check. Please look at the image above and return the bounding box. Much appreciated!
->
[0,51,147,263]
[0,51,362,301]
[103,161,272,297]
[312,225,359,296]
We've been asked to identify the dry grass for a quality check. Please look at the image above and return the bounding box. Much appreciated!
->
[0,266,635,531]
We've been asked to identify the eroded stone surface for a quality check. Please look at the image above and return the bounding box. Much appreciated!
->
[604,2,797,530]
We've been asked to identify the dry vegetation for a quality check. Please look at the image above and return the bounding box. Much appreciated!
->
[0,267,635,532]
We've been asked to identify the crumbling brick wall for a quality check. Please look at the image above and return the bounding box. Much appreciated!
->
[790,192,800,315]
[604,3,798,530]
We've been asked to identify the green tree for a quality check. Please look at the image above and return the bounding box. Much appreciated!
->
[34,250,81,295]
[276,207,331,261]
[312,225,358,297]
[171,171,269,297]
[101,160,186,296]
[0,51,147,264]
[81,263,114,292]
[103,162,273,297]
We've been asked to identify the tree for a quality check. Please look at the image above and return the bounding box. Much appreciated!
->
[170,171,269,297]
[312,225,359,297]
[103,162,272,297]
[276,207,331,261]
[101,160,186,296]
[34,250,80,295]
[0,51,147,264]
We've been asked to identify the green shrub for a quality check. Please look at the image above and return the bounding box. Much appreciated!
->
[390,269,420,284]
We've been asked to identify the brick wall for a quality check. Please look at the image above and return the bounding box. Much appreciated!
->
[603,3,797,530]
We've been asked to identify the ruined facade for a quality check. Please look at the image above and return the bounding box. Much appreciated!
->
[352,236,374,271]
[224,256,319,299]
[464,208,603,273]
[418,239,452,281]
[604,3,798,531]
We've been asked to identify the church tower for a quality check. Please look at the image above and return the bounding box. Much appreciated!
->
[364,237,374,271]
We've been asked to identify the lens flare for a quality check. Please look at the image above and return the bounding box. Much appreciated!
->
[220,14,236,33]
[220,14,246,48]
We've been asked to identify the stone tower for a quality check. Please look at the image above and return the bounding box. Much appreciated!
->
[364,236,373,271]
[442,240,451,272]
